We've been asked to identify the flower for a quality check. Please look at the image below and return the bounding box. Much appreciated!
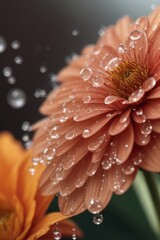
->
[32,7,160,216]
[0,132,82,239]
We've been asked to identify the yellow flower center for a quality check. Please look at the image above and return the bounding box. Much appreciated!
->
[0,209,14,240]
[107,61,148,98]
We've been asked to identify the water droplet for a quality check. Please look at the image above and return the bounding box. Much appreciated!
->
[107,57,120,71]
[93,45,102,55]
[65,131,77,140]
[142,77,156,92]
[140,120,152,135]
[34,89,46,98]
[93,213,103,225]
[153,24,158,31]
[7,88,27,109]
[7,76,16,85]
[43,147,56,161]
[22,133,29,142]
[3,66,12,77]
[14,55,23,64]
[80,68,92,81]
[133,154,143,165]
[0,36,7,53]
[53,227,62,240]
[130,30,141,40]
[128,89,144,103]
[32,157,40,166]
[82,128,90,138]
[24,140,32,149]
[40,65,47,73]
[98,26,106,36]
[104,95,118,105]
[72,228,77,240]
[72,29,79,36]
[135,107,143,116]
[102,157,112,170]
[122,165,135,175]
[92,76,104,87]
[83,95,91,103]
[118,44,126,54]
[100,54,113,70]
[21,121,31,131]
[88,198,103,214]
[49,126,60,139]
[11,40,21,49]
[28,167,36,176]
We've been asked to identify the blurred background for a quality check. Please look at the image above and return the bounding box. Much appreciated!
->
[0,0,159,239]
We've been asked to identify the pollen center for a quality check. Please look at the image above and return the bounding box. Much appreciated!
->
[107,61,148,98]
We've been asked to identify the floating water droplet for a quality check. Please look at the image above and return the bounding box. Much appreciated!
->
[28,167,36,176]
[80,68,92,81]
[3,66,12,77]
[140,120,152,135]
[0,36,6,53]
[11,40,21,49]
[7,88,27,109]
[21,121,31,131]
[142,77,156,92]
[93,213,103,225]
[104,95,118,105]
[53,227,62,240]
[49,126,60,139]
[22,133,29,142]
[40,65,47,73]
[107,57,120,71]
[14,55,23,64]
[72,29,79,36]
[128,89,144,103]
[34,89,46,98]
[43,147,56,161]
[130,30,141,40]
[7,76,16,85]
[88,198,103,214]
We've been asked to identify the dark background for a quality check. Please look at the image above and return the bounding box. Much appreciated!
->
[0,0,159,239]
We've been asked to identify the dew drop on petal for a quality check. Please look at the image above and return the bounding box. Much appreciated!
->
[88,198,103,214]
[28,167,36,176]
[83,95,91,103]
[142,77,156,92]
[118,44,126,54]
[93,213,104,225]
[130,30,141,40]
[49,126,60,139]
[0,36,7,53]
[102,157,112,170]
[3,66,12,77]
[104,95,118,105]
[7,88,27,109]
[80,68,92,81]
[11,40,21,49]
[100,54,113,70]
[14,55,23,64]
[65,131,77,140]
[140,120,152,135]
[133,155,143,165]
[32,157,40,166]
[43,147,56,161]
[107,57,121,71]
[53,227,62,240]
[128,89,144,103]
[122,165,135,175]
[92,76,104,87]
[82,128,90,138]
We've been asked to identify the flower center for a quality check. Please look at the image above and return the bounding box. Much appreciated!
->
[0,209,14,240]
[107,61,148,98]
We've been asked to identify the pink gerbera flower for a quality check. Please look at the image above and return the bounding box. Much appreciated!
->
[32,7,160,216]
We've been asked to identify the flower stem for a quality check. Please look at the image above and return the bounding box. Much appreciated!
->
[142,171,160,226]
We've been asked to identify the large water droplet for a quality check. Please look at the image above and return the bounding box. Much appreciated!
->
[93,213,103,225]
[122,165,135,175]
[43,147,56,161]
[80,68,92,81]
[3,66,12,77]
[107,57,120,71]
[102,157,112,170]
[82,128,90,138]
[11,40,21,49]
[140,120,152,135]
[128,89,144,103]
[7,88,27,109]
[0,36,7,53]
[53,228,62,240]
[88,198,103,214]
[100,54,113,70]
[130,30,141,40]
[14,55,23,64]
[49,126,60,139]
[104,95,118,105]
[142,77,156,92]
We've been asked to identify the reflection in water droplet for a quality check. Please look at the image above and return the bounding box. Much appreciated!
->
[88,198,103,214]
[93,213,103,225]
[11,40,21,49]
[7,88,27,109]
[3,66,12,77]
[14,55,23,64]
[0,36,7,53]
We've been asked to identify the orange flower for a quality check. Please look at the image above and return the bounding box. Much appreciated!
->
[0,132,82,239]
[32,8,160,215]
